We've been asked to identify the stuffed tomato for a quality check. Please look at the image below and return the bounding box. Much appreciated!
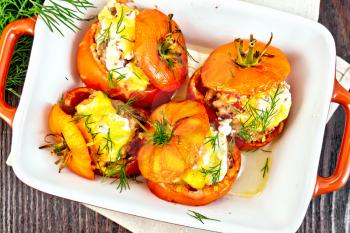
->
[188,34,292,150]
[137,100,241,206]
[77,0,188,108]
[43,87,147,181]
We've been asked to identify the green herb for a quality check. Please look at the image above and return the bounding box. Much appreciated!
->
[204,132,220,151]
[104,149,130,193]
[71,113,97,138]
[261,149,272,153]
[237,85,282,141]
[158,36,182,69]
[115,6,125,33]
[101,128,114,153]
[151,118,173,146]
[187,210,220,224]
[120,35,134,42]
[260,158,269,178]
[1,0,94,97]
[96,22,112,43]
[199,161,222,184]
[107,68,127,88]
[116,98,138,114]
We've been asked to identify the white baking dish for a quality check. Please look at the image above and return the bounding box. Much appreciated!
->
[1,0,350,232]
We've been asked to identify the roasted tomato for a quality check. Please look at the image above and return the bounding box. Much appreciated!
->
[188,34,292,150]
[43,87,148,179]
[138,100,241,205]
[77,1,187,108]
[48,104,95,180]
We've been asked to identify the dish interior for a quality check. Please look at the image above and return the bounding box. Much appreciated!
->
[10,0,335,232]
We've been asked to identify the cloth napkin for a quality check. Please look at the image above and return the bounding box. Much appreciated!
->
[9,0,348,232]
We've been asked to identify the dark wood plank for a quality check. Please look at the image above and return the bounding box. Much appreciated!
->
[1,0,349,232]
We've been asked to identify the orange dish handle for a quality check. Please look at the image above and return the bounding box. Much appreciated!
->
[313,79,350,196]
[0,17,36,127]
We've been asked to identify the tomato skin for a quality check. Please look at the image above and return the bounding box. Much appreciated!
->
[137,100,210,183]
[147,145,241,206]
[76,23,172,109]
[60,87,94,115]
[134,10,188,92]
[201,40,290,96]
[49,104,95,180]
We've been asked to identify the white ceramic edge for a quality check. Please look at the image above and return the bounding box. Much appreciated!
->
[9,1,337,232]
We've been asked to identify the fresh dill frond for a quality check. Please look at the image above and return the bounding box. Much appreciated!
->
[71,113,97,138]
[101,128,114,153]
[199,161,222,184]
[107,67,127,88]
[115,6,125,33]
[205,132,220,151]
[151,118,173,146]
[260,158,269,178]
[27,0,95,36]
[96,22,112,43]
[116,98,138,114]
[237,85,282,141]
[1,0,94,97]
[103,148,130,193]
[187,210,220,224]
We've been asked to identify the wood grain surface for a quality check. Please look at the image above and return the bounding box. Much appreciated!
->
[1,0,350,232]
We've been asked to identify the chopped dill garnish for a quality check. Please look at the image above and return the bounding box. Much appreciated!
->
[107,68,127,88]
[237,85,282,141]
[71,113,97,138]
[116,98,138,114]
[104,150,130,193]
[204,132,220,151]
[151,118,173,146]
[96,22,112,43]
[101,128,114,153]
[187,210,220,224]
[199,161,222,184]
[260,158,269,178]
[116,6,125,33]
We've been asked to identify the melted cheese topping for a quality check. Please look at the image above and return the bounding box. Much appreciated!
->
[182,127,230,189]
[76,91,133,164]
[95,0,149,92]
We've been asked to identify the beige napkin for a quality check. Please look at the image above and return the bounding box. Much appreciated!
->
[8,0,341,232]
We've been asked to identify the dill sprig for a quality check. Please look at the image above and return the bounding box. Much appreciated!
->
[187,210,220,224]
[116,98,138,114]
[260,158,269,178]
[104,150,130,193]
[96,22,112,43]
[101,128,114,153]
[71,113,97,138]
[26,0,95,36]
[205,132,220,151]
[151,118,173,146]
[1,0,94,97]
[107,67,127,88]
[157,14,183,69]
[200,161,222,184]
[237,85,282,141]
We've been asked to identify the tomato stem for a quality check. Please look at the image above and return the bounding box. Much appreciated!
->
[234,33,273,68]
